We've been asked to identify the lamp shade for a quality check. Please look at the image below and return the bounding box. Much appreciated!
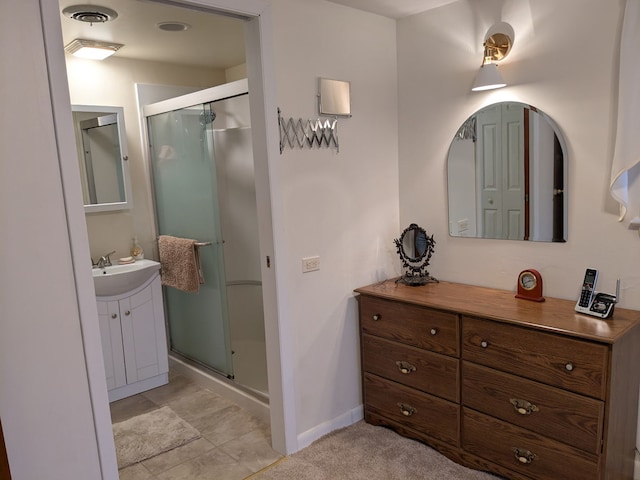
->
[471,63,506,91]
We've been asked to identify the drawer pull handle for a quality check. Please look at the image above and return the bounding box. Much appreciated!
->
[509,398,539,415]
[395,361,416,374]
[372,314,381,321]
[565,362,574,371]
[430,328,438,335]
[512,447,537,465]
[124,310,131,316]
[397,402,416,416]
[111,313,118,319]
[480,340,489,348]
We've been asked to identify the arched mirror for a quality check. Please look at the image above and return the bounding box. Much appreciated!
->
[447,102,567,242]
[71,105,132,213]
[394,224,438,286]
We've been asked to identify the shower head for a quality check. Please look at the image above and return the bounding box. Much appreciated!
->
[200,110,216,126]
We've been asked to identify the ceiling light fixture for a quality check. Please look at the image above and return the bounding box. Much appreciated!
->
[64,39,124,60]
[471,32,512,92]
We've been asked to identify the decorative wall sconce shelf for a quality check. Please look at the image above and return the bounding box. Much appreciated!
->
[278,108,339,153]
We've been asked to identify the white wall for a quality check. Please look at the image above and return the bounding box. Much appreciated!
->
[397,0,640,308]
[0,1,108,478]
[66,56,226,262]
[270,0,399,444]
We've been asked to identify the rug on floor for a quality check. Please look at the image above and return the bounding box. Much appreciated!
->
[249,421,498,480]
[112,405,201,469]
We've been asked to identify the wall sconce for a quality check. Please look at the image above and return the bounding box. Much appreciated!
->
[471,32,512,92]
[64,39,123,60]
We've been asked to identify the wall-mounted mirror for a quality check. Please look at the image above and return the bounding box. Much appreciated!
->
[447,102,567,242]
[318,78,351,117]
[71,105,132,213]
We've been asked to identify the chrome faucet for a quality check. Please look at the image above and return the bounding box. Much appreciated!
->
[95,250,116,268]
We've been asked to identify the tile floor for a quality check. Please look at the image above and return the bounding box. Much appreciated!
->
[111,371,282,480]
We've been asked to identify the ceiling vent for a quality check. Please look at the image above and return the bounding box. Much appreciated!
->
[62,5,118,24]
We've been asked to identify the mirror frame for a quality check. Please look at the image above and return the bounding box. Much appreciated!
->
[71,104,132,213]
[318,78,352,117]
[446,101,568,242]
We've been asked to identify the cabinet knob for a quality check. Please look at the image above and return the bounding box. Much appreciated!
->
[565,362,574,371]
[430,328,438,335]
[397,402,416,417]
[372,314,381,321]
[512,447,537,465]
[480,340,489,348]
[509,398,539,415]
[125,310,131,316]
[395,361,416,375]
[111,313,117,319]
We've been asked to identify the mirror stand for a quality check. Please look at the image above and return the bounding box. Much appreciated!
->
[394,224,439,286]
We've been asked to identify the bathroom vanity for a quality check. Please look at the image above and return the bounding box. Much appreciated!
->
[96,269,168,402]
[355,279,640,480]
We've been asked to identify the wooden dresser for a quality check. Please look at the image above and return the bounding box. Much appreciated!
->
[355,280,640,480]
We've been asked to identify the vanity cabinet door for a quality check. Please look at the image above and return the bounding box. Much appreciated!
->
[120,277,168,384]
[97,300,126,390]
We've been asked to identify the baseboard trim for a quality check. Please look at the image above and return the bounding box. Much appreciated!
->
[296,404,364,451]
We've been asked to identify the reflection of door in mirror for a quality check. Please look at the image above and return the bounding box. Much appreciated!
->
[78,114,124,204]
[447,101,566,242]
[71,105,131,213]
[476,103,525,240]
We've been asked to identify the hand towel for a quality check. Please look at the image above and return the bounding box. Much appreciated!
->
[610,0,640,221]
[158,235,205,293]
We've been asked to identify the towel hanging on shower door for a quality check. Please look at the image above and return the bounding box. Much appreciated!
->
[158,235,205,293]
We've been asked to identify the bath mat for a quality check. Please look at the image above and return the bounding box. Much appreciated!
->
[113,406,201,469]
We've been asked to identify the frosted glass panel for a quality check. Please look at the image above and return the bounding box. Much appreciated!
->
[147,103,233,376]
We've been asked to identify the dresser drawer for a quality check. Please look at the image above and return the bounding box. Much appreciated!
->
[462,361,604,453]
[363,334,459,402]
[463,408,600,480]
[364,372,459,446]
[462,316,608,399]
[360,295,459,357]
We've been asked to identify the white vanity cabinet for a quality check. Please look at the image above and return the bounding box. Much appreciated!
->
[97,272,168,402]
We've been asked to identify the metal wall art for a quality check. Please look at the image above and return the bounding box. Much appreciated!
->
[278,108,339,153]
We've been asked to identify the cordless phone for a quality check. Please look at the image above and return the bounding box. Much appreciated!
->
[575,268,598,312]
[575,268,619,319]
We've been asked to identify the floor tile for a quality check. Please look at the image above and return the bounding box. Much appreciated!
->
[142,374,203,406]
[166,388,236,424]
[155,448,254,480]
[197,404,264,446]
[118,463,156,480]
[142,437,216,475]
[110,394,159,423]
[218,428,282,473]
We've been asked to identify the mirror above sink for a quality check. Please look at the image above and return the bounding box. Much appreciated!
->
[447,102,567,242]
[71,105,132,213]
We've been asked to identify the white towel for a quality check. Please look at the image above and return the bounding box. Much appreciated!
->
[610,0,640,221]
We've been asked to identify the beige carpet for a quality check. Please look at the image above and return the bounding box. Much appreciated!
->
[249,421,499,480]
[112,406,201,469]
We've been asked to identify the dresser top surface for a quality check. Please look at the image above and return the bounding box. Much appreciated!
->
[355,280,640,344]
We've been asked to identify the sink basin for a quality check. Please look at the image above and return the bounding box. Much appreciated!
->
[93,259,161,297]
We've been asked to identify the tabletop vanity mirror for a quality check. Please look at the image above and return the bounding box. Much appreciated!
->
[71,105,132,213]
[447,102,567,242]
[394,223,438,286]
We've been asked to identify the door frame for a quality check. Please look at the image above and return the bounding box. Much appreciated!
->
[40,2,295,478]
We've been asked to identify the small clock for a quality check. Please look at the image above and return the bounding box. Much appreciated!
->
[515,269,545,302]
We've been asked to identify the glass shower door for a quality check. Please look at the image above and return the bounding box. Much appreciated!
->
[147,102,233,377]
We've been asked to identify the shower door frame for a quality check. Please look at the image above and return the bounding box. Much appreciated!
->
[144,80,249,379]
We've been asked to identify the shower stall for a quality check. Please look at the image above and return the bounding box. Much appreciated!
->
[143,79,268,400]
